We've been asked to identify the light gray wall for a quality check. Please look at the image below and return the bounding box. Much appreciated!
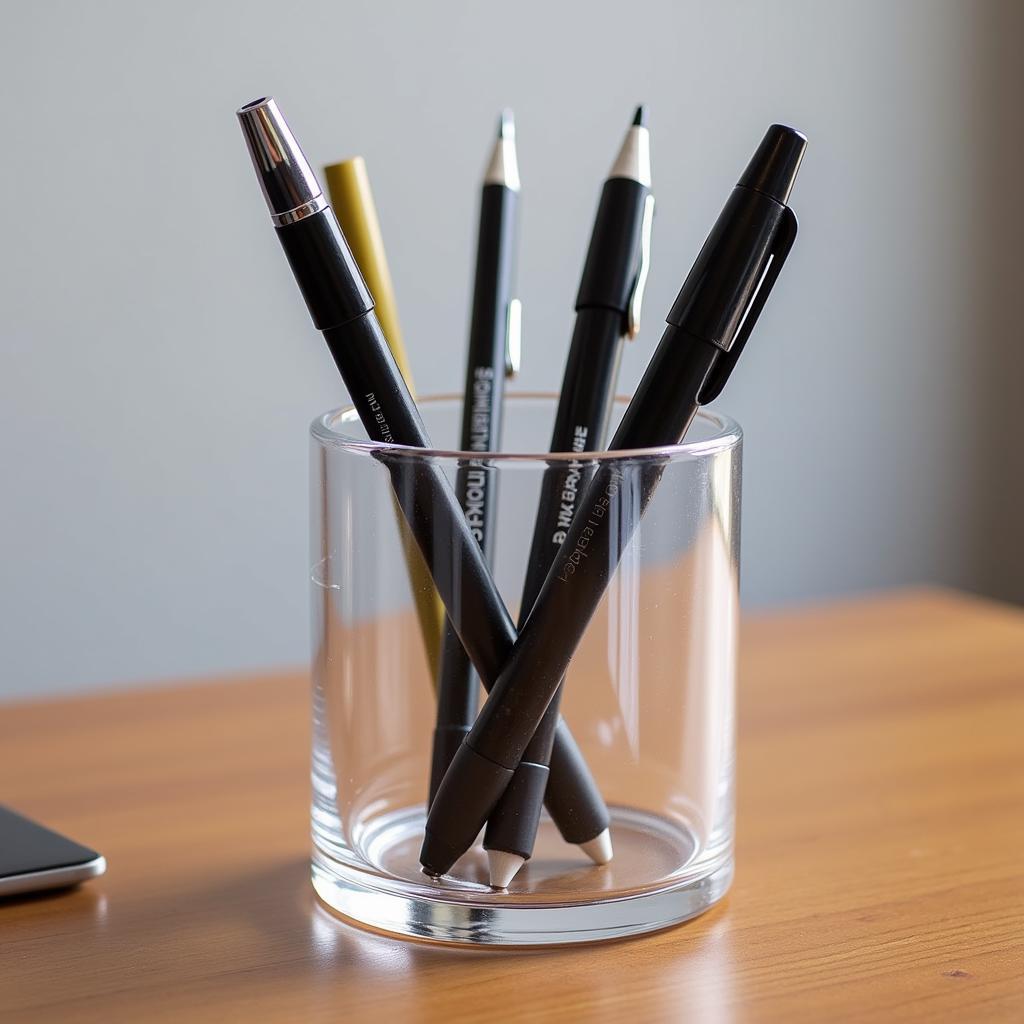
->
[2,0,1021,700]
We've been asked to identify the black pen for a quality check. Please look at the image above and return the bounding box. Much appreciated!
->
[428,112,521,806]
[422,124,807,877]
[483,106,654,887]
[237,97,603,857]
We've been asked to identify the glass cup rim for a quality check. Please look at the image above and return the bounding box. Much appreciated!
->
[310,391,742,463]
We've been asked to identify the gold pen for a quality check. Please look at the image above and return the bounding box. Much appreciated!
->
[324,156,446,685]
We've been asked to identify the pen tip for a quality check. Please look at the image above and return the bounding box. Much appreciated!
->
[485,109,520,189]
[580,828,613,865]
[487,850,526,889]
[609,110,651,186]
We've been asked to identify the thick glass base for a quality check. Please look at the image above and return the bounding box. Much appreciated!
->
[311,805,732,946]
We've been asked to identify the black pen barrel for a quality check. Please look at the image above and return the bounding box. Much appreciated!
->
[576,178,650,310]
[483,308,622,856]
[521,310,625,611]
[428,181,517,803]
[468,185,518,366]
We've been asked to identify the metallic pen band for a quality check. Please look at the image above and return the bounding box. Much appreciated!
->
[271,194,329,226]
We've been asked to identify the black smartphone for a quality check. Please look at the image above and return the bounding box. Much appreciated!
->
[0,804,106,898]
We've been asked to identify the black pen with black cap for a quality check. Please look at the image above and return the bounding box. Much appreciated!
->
[483,106,654,888]
[236,96,603,861]
[422,124,807,878]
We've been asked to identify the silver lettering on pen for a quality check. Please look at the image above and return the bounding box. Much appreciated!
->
[551,425,589,545]
[364,392,394,444]
[462,368,494,543]
[556,471,620,583]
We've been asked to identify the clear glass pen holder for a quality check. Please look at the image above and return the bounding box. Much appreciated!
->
[310,394,741,946]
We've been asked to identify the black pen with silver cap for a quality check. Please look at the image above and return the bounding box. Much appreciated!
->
[236,96,604,869]
[482,105,654,888]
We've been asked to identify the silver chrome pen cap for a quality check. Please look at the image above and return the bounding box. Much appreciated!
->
[237,97,328,226]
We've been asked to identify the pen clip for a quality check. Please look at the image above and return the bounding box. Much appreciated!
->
[625,193,655,340]
[504,298,522,378]
[697,206,798,404]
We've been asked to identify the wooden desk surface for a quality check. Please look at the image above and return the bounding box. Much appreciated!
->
[2,588,1023,1022]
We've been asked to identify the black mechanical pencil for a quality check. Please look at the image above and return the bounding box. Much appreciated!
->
[483,105,654,887]
[428,111,521,806]
[422,124,807,877]
[237,96,603,855]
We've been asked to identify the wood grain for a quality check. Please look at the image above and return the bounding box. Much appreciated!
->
[1,588,1022,1022]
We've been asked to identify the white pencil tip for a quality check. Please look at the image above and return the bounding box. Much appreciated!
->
[487,850,526,889]
[499,108,515,140]
[483,113,521,191]
[580,828,613,865]
[609,119,651,188]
